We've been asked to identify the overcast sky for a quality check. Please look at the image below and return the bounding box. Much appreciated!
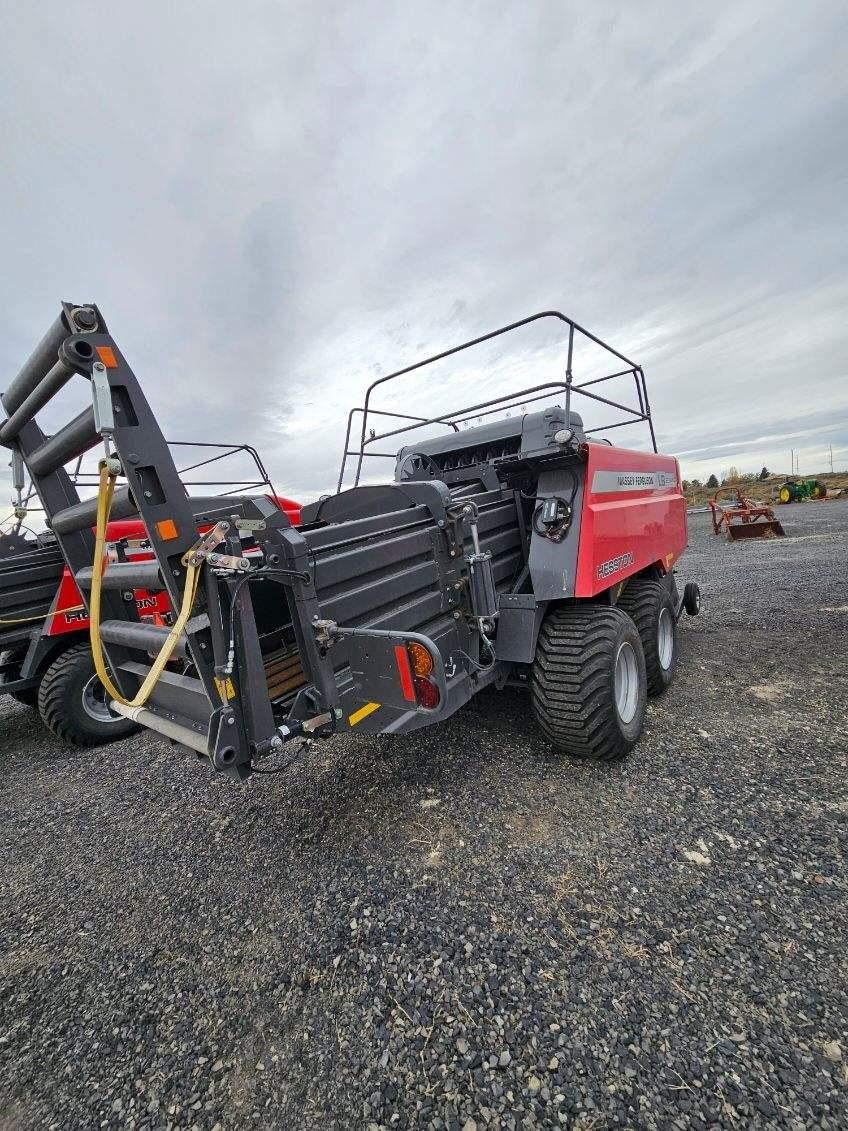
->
[1,1,847,514]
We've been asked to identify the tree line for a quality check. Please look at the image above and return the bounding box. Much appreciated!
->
[682,467,771,491]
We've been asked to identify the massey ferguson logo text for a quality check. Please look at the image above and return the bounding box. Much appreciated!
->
[615,473,655,487]
[597,551,635,580]
[591,470,677,492]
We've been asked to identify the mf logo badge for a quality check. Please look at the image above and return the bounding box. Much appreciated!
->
[597,551,635,580]
[592,470,677,492]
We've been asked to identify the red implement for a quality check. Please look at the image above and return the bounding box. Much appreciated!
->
[708,489,785,540]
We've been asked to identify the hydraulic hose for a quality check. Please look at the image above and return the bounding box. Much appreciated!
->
[89,460,202,707]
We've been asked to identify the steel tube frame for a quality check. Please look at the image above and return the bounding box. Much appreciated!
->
[341,310,656,487]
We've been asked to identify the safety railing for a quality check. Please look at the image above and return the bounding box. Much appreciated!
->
[337,310,656,489]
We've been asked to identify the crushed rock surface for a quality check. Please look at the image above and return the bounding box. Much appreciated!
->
[1,500,846,1129]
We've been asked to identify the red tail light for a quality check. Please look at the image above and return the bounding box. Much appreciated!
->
[413,676,440,710]
[394,644,416,702]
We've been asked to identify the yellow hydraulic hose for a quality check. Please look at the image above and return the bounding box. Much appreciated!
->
[89,460,202,708]
[0,606,86,625]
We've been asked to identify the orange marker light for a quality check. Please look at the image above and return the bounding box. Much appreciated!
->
[407,641,434,678]
[95,345,118,368]
[156,518,179,541]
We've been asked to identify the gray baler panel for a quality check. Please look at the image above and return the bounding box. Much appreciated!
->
[302,484,524,638]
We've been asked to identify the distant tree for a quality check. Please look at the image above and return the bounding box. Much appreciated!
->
[726,465,741,483]
[690,478,701,488]
[682,479,690,491]
[706,473,719,489]
[759,466,770,480]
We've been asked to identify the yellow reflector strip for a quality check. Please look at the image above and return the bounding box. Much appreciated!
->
[348,701,380,727]
[214,677,236,701]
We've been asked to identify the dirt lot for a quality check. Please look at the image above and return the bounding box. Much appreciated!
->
[1,501,846,1131]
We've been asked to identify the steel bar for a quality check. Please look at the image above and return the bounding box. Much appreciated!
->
[27,407,100,476]
[1,314,69,415]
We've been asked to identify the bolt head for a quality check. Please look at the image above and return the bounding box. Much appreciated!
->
[73,307,97,330]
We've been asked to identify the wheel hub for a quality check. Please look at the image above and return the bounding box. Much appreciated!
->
[614,641,639,724]
[657,607,674,670]
[81,674,123,724]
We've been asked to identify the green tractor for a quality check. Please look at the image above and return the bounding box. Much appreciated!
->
[777,477,828,504]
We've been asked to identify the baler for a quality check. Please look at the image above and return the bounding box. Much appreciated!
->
[1,305,700,778]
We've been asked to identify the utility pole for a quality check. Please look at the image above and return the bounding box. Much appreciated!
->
[829,444,834,473]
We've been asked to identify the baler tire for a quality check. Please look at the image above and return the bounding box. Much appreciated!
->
[37,642,139,747]
[0,650,39,707]
[531,604,647,761]
[617,577,678,696]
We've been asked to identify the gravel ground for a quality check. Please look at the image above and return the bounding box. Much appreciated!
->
[1,500,846,1131]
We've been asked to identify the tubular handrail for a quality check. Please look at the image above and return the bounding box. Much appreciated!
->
[8,440,279,532]
[340,309,657,487]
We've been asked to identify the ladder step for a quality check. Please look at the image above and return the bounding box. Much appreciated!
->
[75,561,164,591]
[51,486,138,535]
[0,357,75,442]
[99,619,189,658]
[117,661,213,725]
[1,313,69,415]
[28,407,100,476]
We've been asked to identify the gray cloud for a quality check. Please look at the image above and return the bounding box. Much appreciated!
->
[2,1,847,520]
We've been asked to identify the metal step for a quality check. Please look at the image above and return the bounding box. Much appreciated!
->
[75,561,164,590]
[118,660,213,725]
[98,619,189,658]
[27,407,100,476]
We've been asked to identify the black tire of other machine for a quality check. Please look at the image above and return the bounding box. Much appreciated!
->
[37,642,140,747]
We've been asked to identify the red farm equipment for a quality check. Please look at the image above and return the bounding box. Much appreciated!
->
[3,303,700,776]
[1,442,299,744]
[708,488,785,540]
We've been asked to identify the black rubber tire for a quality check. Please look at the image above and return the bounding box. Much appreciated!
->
[683,582,701,617]
[37,642,139,747]
[617,577,678,696]
[779,482,796,503]
[0,649,39,707]
[531,604,647,761]
[814,481,828,499]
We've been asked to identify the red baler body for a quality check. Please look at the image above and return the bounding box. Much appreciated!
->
[575,443,687,597]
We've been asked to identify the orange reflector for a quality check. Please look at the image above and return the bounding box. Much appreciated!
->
[394,643,416,702]
[95,345,118,368]
[156,518,179,541]
[407,641,434,678]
